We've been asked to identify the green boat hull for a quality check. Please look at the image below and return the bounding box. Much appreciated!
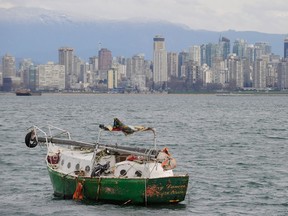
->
[47,166,189,205]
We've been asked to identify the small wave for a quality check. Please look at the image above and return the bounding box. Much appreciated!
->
[246,181,264,188]
[265,135,287,140]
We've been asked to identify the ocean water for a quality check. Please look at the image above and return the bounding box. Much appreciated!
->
[0,93,288,215]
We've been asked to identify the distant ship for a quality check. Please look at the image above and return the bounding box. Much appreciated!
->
[15,89,41,96]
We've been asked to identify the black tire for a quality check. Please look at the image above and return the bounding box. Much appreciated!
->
[25,131,38,148]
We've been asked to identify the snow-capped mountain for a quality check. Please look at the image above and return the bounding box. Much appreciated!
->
[0,7,286,64]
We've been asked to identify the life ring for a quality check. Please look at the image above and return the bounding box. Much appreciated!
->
[25,131,38,148]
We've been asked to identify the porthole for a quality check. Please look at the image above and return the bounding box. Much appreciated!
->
[120,169,127,176]
[85,166,90,172]
[135,170,142,177]
[67,162,71,169]
[75,163,80,171]
[61,159,64,166]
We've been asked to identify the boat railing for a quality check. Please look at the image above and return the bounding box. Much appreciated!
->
[27,125,72,146]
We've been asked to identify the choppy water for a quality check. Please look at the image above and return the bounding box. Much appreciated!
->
[1,93,288,215]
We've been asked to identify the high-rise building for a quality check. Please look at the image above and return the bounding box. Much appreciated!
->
[153,35,167,86]
[2,54,16,78]
[189,46,201,65]
[178,51,189,78]
[132,54,145,75]
[2,54,16,91]
[233,39,247,58]
[200,44,206,66]
[131,54,146,90]
[58,47,74,89]
[284,37,288,59]
[227,54,243,88]
[98,48,112,70]
[253,58,267,89]
[277,59,288,89]
[38,62,65,90]
[19,59,33,88]
[254,42,271,59]
[219,37,230,60]
[205,43,219,67]
[167,52,178,78]
[107,68,118,89]
[28,65,38,91]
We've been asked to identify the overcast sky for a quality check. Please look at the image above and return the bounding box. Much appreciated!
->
[1,0,288,34]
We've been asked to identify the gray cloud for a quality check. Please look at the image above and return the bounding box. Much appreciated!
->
[0,0,287,33]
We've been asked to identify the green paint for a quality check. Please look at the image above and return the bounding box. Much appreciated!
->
[47,166,189,205]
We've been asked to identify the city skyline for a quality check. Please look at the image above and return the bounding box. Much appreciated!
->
[1,34,288,93]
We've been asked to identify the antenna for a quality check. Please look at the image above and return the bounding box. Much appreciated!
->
[98,42,102,51]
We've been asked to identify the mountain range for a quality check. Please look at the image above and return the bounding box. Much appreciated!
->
[0,7,286,64]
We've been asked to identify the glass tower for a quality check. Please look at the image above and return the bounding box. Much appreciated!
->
[284,37,288,59]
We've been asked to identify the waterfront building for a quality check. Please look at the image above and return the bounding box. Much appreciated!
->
[2,54,16,91]
[189,46,201,66]
[233,39,248,58]
[38,62,65,90]
[246,45,255,64]
[266,63,277,88]
[19,59,33,88]
[71,56,85,88]
[132,54,145,76]
[112,63,126,81]
[284,37,288,59]
[254,42,271,60]
[2,54,16,78]
[200,44,206,66]
[205,43,220,67]
[27,65,38,90]
[211,57,227,85]
[242,58,253,87]
[88,56,99,83]
[183,60,201,87]
[219,37,231,60]
[125,58,133,81]
[202,64,213,85]
[107,68,118,90]
[58,47,74,89]
[167,52,178,78]
[277,59,288,89]
[178,51,189,78]
[143,60,153,81]
[98,48,112,70]
[153,35,167,87]
[89,56,99,73]
[227,54,244,88]
[253,58,267,89]
[131,54,146,90]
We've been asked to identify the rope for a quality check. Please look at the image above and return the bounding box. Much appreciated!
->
[144,178,147,206]
[96,177,101,201]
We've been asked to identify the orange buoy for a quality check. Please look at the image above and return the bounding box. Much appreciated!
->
[73,182,83,200]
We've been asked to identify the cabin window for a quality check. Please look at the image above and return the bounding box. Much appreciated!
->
[135,170,142,177]
[75,164,80,171]
[85,166,90,172]
[67,162,71,169]
[120,169,127,176]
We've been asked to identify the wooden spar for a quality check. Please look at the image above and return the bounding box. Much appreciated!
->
[36,137,159,158]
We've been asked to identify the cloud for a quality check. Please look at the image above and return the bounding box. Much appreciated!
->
[0,0,287,34]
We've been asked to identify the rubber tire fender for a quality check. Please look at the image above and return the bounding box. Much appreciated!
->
[25,131,38,148]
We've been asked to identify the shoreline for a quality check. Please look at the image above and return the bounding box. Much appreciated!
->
[2,91,288,96]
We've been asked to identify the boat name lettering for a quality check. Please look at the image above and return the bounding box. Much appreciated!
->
[167,184,187,189]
